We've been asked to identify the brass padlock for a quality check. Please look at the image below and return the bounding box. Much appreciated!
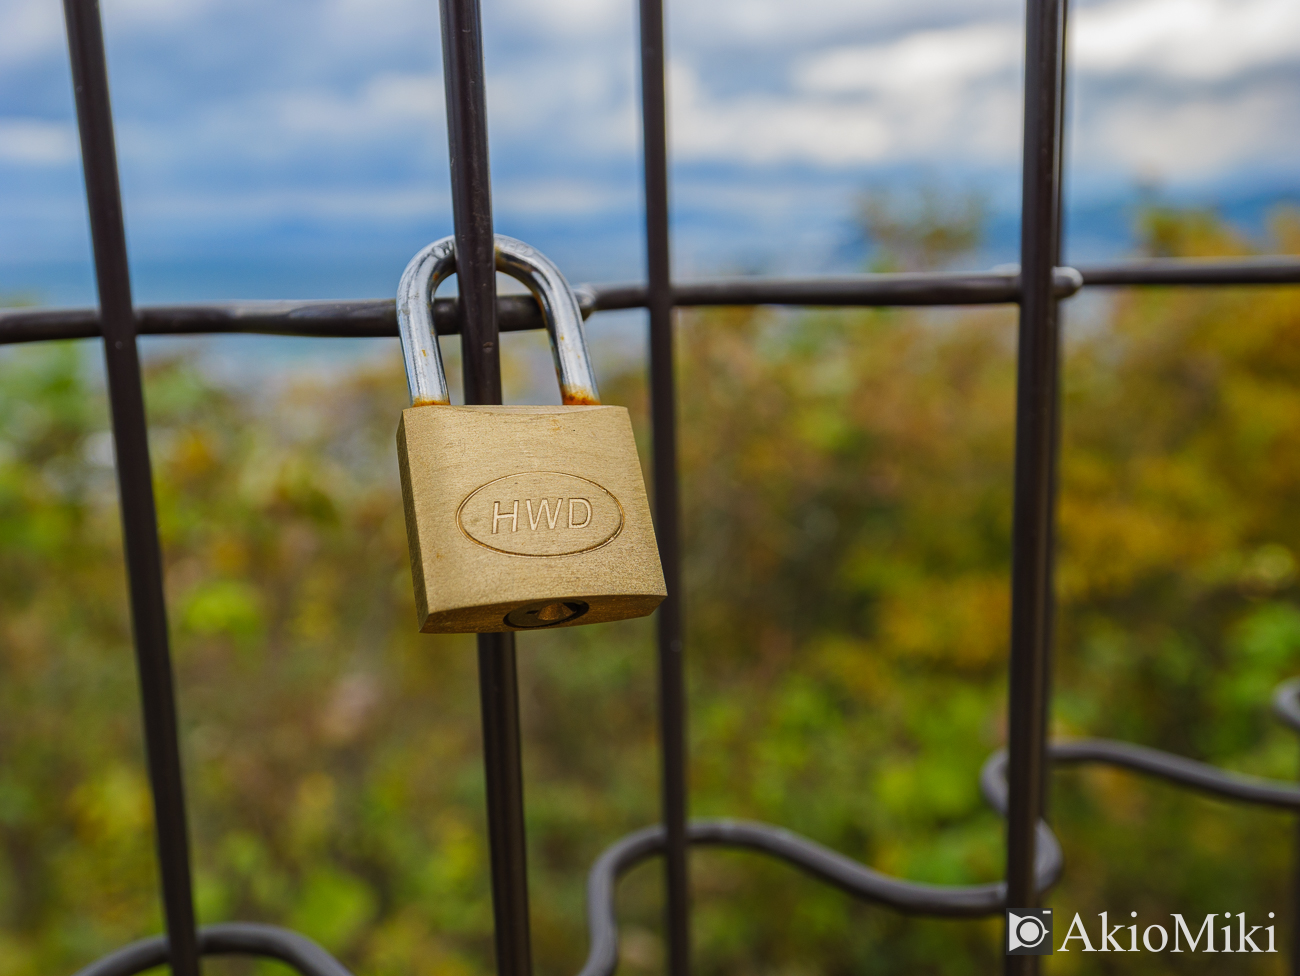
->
[395,234,667,633]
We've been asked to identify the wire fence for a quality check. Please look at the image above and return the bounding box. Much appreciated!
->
[4,1,1300,975]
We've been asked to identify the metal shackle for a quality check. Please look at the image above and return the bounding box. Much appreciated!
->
[397,234,600,407]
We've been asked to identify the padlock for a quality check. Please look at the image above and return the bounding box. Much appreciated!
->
[395,234,667,633]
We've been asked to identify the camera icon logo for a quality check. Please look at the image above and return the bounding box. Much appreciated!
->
[1006,909,1053,955]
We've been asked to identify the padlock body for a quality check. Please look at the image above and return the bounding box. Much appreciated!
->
[397,404,666,633]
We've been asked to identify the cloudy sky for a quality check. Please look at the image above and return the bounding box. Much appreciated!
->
[1,0,1298,306]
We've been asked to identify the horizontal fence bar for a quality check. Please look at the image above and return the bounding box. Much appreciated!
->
[6,256,1300,346]
[0,296,545,344]
[1077,255,1300,287]
[582,268,1082,311]
[72,923,354,976]
[1049,739,1300,811]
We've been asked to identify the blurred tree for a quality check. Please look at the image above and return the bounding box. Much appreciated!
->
[854,184,987,271]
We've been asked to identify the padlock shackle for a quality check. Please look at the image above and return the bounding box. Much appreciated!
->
[397,235,600,407]
[495,237,600,407]
[397,236,456,406]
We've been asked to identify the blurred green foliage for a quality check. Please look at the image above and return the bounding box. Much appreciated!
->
[856,184,987,271]
[2,207,1300,976]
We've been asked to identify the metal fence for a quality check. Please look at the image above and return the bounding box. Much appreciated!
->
[5,1,1300,975]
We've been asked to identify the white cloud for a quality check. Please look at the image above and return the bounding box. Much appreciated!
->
[2,0,1298,274]
[0,0,223,65]
[1069,0,1300,180]
[495,179,635,216]
[497,0,626,37]
[1074,0,1300,82]
[110,0,218,26]
[670,62,893,165]
[271,73,442,139]
[0,118,78,163]
[659,0,1300,177]
[315,0,442,58]
[8,0,1296,181]
[485,55,638,154]
[127,72,449,167]
[0,0,63,64]
[786,0,1300,97]
[1081,86,1300,180]
[795,23,1020,96]
[674,0,1019,47]
[670,22,1025,168]
[125,186,449,222]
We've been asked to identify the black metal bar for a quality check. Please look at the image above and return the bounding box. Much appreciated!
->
[1047,740,1300,810]
[1039,0,1069,830]
[437,0,532,974]
[578,774,1070,976]
[1276,680,1300,976]
[1004,0,1067,971]
[0,297,543,344]
[440,0,499,406]
[637,0,690,972]
[13,256,1300,346]
[588,270,1084,311]
[577,816,1060,976]
[1078,256,1300,286]
[73,924,354,976]
[578,704,1300,976]
[476,634,532,976]
[60,2,201,975]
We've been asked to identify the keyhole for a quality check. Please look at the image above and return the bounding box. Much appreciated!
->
[504,600,590,628]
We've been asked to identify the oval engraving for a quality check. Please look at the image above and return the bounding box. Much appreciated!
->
[457,472,624,556]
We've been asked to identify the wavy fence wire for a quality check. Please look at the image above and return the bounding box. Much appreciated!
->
[4,1,1300,976]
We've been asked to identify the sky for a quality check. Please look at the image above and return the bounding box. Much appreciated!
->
[1,0,1299,310]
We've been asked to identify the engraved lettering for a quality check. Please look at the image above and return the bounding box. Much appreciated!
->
[493,500,518,534]
[569,497,592,529]
[459,474,623,556]
[527,498,563,530]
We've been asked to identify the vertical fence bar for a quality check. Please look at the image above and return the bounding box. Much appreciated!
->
[61,2,201,974]
[477,632,532,976]
[1004,0,1067,972]
[436,2,533,976]
[1294,778,1300,976]
[637,0,690,974]
[1038,0,1069,819]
